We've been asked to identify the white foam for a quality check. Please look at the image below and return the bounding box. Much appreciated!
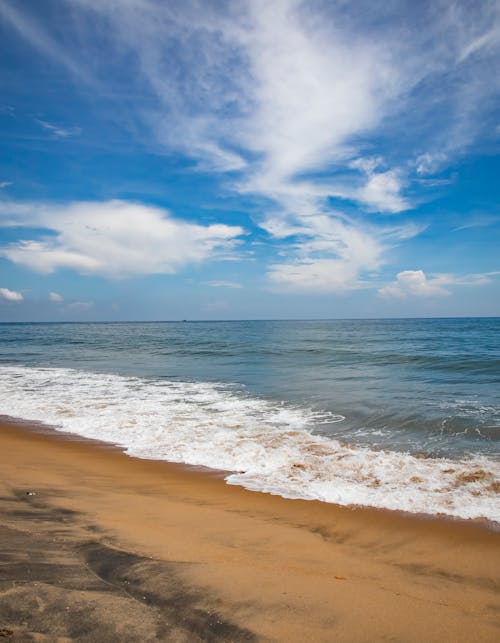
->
[1,365,499,523]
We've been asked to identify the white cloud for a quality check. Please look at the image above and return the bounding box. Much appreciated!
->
[241,2,398,181]
[0,287,23,302]
[49,291,64,302]
[355,170,409,213]
[0,200,243,277]
[379,270,449,298]
[35,119,81,138]
[232,1,414,224]
[0,181,12,189]
[379,270,499,298]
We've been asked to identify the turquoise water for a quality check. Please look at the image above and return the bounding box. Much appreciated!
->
[1,319,499,520]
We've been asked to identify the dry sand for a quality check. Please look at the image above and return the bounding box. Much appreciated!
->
[0,416,499,642]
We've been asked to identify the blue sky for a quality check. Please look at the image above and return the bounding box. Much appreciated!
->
[1,0,499,320]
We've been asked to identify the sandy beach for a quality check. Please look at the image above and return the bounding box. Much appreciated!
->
[0,416,499,642]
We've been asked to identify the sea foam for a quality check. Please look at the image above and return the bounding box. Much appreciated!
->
[0,365,498,523]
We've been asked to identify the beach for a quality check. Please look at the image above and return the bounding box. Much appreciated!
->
[2,0,500,639]
[1,417,499,642]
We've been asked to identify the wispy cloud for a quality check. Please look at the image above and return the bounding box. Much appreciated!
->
[49,291,64,302]
[457,21,500,63]
[0,1,97,86]
[453,215,499,231]
[0,182,12,189]
[379,270,499,298]
[0,287,23,302]
[415,153,449,176]
[0,200,243,278]
[35,119,82,138]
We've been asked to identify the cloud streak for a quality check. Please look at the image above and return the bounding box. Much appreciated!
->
[35,119,82,138]
[0,0,97,86]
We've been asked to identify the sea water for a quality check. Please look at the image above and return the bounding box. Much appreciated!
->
[0,319,499,521]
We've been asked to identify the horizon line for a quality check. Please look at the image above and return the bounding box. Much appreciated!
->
[1,315,499,324]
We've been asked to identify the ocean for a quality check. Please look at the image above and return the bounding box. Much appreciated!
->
[0,318,499,522]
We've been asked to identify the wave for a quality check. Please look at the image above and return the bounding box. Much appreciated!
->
[0,365,498,523]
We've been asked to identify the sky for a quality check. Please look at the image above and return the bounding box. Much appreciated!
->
[1,0,500,321]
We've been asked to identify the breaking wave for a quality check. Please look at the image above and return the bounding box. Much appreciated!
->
[0,365,498,523]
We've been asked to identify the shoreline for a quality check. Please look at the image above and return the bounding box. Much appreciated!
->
[2,361,499,524]
[2,413,499,533]
[1,416,500,640]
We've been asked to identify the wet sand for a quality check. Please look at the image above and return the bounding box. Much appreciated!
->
[0,417,499,642]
